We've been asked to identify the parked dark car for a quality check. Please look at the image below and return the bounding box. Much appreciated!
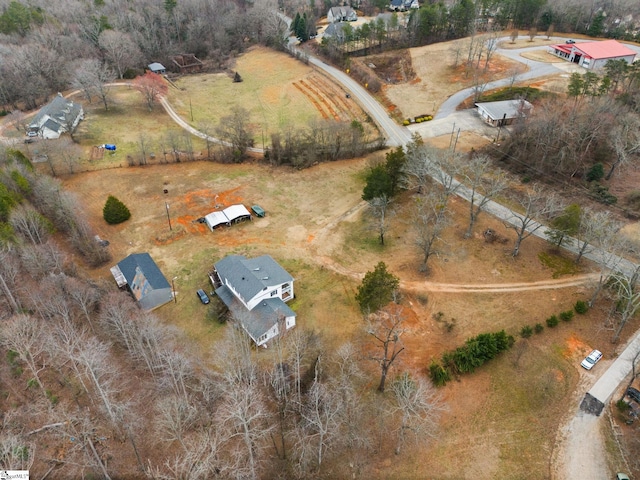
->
[196,289,210,305]
[627,387,640,404]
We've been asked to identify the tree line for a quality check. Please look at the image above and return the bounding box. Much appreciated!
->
[0,0,288,110]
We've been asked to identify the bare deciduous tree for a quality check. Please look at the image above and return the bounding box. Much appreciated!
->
[504,187,561,256]
[0,314,49,392]
[19,241,66,279]
[0,431,35,471]
[461,155,507,238]
[9,205,52,245]
[98,30,142,79]
[216,106,255,162]
[294,359,342,473]
[606,111,640,180]
[574,209,622,264]
[368,195,393,245]
[72,59,115,110]
[76,337,127,426]
[155,395,198,451]
[219,378,272,479]
[367,305,406,393]
[609,268,640,343]
[413,190,451,271]
[0,247,21,314]
[390,372,444,455]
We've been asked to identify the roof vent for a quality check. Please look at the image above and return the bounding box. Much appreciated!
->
[262,276,269,280]
[253,267,260,271]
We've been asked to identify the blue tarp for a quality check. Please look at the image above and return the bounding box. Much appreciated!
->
[104,144,116,151]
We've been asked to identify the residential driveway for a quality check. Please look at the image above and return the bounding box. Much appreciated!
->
[585,334,640,411]
[407,109,497,140]
[435,36,569,119]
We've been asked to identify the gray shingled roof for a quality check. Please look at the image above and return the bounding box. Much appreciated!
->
[116,253,171,290]
[214,255,293,305]
[216,285,295,341]
[29,94,82,130]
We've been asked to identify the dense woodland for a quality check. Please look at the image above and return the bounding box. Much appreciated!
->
[1,0,640,109]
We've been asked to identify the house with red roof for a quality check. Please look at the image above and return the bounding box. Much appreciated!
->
[549,39,636,70]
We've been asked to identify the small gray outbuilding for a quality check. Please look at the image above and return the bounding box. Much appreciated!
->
[475,99,533,127]
[148,62,167,74]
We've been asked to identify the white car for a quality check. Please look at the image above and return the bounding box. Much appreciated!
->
[581,349,603,370]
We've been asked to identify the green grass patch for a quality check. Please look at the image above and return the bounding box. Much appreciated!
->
[166,48,323,147]
[75,89,207,168]
[486,344,575,478]
[538,251,581,278]
[477,87,553,103]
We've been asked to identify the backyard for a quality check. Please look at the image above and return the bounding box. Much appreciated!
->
[63,151,635,477]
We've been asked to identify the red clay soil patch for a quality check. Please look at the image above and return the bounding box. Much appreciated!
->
[360,50,417,84]
[563,335,590,359]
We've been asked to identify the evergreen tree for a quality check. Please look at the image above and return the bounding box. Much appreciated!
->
[103,195,131,224]
[362,164,393,201]
[546,204,580,247]
[355,262,400,313]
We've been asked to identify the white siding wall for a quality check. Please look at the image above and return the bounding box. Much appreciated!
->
[255,323,280,347]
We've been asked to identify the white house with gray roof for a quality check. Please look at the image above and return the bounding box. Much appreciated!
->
[28,93,84,139]
[212,255,295,346]
[327,6,357,23]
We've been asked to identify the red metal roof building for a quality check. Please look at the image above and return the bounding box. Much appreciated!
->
[549,39,636,70]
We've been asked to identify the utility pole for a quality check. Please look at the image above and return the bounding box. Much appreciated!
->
[172,276,178,303]
[165,202,172,231]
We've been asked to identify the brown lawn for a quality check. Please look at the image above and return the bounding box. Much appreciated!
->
[62,150,637,478]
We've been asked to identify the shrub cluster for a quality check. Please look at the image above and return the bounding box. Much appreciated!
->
[559,310,574,322]
[524,300,588,334]
[590,182,617,205]
[546,314,559,327]
[574,300,589,314]
[403,114,433,125]
[429,330,514,386]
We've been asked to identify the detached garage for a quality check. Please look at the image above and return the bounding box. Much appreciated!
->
[203,204,252,231]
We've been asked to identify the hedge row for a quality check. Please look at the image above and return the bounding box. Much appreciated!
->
[402,114,433,126]
[429,330,514,386]
[519,300,589,337]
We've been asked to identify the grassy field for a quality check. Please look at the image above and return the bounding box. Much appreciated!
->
[166,46,364,147]
[62,155,635,478]
[72,88,208,170]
